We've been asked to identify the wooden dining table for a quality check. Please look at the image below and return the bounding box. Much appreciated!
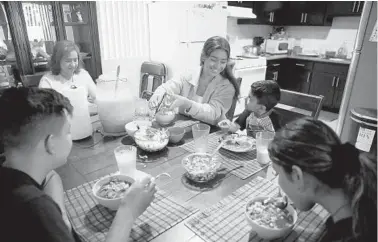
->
[55,114,299,242]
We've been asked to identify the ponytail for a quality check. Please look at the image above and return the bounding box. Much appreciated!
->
[345,152,377,240]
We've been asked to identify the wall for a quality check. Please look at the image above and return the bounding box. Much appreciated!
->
[285,16,361,55]
[96,1,150,95]
[339,2,377,142]
[227,18,272,56]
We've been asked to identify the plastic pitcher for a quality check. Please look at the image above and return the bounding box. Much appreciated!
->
[96,73,135,136]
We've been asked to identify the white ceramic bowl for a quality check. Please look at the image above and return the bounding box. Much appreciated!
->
[92,174,135,210]
[245,196,298,240]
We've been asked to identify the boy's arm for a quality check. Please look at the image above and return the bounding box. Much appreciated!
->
[234,109,251,131]
[42,170,72,231]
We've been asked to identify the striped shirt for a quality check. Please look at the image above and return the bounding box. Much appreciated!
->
[246,111,275,138]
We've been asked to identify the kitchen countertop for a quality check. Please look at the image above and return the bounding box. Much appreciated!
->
[264,54,351,65]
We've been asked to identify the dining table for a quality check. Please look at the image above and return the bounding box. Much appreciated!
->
[57,114,329,242]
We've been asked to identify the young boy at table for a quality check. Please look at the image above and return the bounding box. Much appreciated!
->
[0,87,156,242]
[227,80,281,137]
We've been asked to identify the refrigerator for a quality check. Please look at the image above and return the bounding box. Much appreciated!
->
[337,1,377,143]
[148,2,227,79]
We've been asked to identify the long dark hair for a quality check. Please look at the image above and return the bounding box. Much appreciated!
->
[200,36,240,100]
[268,117,377,240]
[49,40,83,75]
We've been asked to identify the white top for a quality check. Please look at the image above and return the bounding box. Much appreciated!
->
[39,69,96,100]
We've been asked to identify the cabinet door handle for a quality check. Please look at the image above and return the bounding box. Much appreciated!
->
[300,13,303,23]
[332,76,336,87]
[304,13,307,23]
[272,12,274,22]
[357,1,361,12]
[296,63,305,67]
[272,64,280,67]
[306,73,310,83]
[336,77,340,87]
[352,1,357,12]
[276,71,279,81]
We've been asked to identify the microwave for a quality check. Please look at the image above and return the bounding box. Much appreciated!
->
[265,39,289,54]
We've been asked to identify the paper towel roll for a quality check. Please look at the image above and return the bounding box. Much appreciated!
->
[62,86,92,140]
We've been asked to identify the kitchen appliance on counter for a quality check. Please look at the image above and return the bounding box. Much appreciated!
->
[265,39,289,54]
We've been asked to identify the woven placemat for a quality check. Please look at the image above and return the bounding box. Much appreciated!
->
[186,177,329,242]
[174,119,200,129]
[181,131,268,179]
[65,175,198,242]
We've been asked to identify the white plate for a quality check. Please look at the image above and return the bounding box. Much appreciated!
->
[221,134,256,153]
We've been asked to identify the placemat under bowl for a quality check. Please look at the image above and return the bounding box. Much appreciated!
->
[185,177,329,242]
[181,131,268,179]
[65,174,198,242]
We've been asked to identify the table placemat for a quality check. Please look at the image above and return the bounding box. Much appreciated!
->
[181,131,268,179]
[186,177,329,242]
[173,119,200,129]
[65,175,198,242]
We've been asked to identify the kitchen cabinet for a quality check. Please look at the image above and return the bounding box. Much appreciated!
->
[237,1,286,25]
[309,63,349,110]
[309,72,337,108]
[280,59,313,93]
[326,1,364,16]
[266,59,282,82]
[286,2,330,26]
[227,1,253,8]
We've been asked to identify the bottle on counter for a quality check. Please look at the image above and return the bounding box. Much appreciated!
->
[337,41,348,59]
[292,38,302,56]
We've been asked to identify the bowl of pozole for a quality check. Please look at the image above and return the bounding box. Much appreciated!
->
[245,196,297,240]
[92,174,134,210]
[182,153,222,183]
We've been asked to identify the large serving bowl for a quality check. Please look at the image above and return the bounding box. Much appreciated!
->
[245,196,298,240]
[182,153,222,183]
[155,109,176,126]
[92,174,135,210]
[133,127,169,152]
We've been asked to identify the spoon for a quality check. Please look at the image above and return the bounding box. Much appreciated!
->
[275,188,289,209]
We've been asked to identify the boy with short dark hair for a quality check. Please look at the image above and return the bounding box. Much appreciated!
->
[229,80,281,137]
[0,87,156,242]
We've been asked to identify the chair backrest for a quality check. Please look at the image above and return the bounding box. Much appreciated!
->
[21,72,46,87]
[274,89,324,128]
[140,61,167,98]
[226,77,242,121]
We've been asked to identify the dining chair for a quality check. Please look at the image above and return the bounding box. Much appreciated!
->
[21,72,46,87]
[140,61,167,99]
[273,89,324,129]
[226,77,242,121]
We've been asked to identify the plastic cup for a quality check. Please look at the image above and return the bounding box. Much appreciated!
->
[256,131,275,165]
[114,145,137,178]
[192,123,211,153]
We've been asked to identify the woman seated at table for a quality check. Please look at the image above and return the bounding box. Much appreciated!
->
[269,117,376,242]
[148,36,239,125]
[39,40,96,103]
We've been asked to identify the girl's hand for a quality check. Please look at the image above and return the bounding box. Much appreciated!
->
[168,94,192,111]
[229,122,241,133]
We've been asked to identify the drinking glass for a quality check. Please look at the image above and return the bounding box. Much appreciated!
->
[256,131,275,165]
[114,145,137,178]
[134,98,152,126]
[192,123,210,153]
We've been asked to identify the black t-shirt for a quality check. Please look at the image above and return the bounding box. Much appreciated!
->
[319,216,375,242]
[0,166,78,242]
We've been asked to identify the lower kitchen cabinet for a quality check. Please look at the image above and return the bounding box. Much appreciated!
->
[309,72,337,109]
[332,74,347,110]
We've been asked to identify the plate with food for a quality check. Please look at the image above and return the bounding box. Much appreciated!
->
[220,134,255,153]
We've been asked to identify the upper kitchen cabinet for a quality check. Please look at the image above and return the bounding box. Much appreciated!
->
[227,1,253,8]
[237,1,286,25]
[326,1,364,17]
[286,2,331,26]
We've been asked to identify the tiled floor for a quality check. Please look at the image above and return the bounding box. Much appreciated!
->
[318,110,339,131]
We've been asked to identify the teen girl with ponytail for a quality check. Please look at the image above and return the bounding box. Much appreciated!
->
[269,117,377,242]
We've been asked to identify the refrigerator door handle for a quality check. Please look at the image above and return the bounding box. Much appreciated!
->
[332,76,336,87]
